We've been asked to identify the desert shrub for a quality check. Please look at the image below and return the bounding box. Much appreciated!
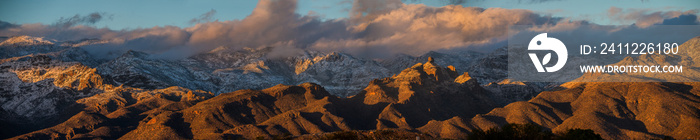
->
[555,129,603,140]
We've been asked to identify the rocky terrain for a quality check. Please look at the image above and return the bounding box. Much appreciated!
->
[1,35,699,139]
[3,56,498,139]
[0,35,542,99]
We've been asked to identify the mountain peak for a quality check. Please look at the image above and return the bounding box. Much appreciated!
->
[0,36,55,46]
[391,57,459,84]
[358,57,485,105]
[455,72,477,85]
[421,57,458,82]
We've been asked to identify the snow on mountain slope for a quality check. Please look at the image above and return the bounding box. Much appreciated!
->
[0,36,66,59]
[0,54,214,137]
[0,36,593,138]
[0,36,116,64]
[0,36,541,99]
[291,52,391,97]
[98,50,218,91]
[0,55,103,123]
[191,47,392,96]
[0,36,56,46]
[465,47,508,84]
[92,47,391,97]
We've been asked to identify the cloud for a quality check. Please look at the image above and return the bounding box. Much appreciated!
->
[516,0,562,4]
[404,0,480,5]
[185,0,350,54]
[53,12,112,28]
[0,23,116,41]
[661,14,700,25]
[442,0,467,5]
[405,0,561,5]
[0,12,116,41]
[311,4,559,57]
[1,0,699,60]
[265,42,305,59]
[0,21,19,30]
[348,0,403,23]
[607,7,699,28]
[189,9,217,24]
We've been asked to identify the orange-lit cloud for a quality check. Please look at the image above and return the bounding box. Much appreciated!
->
[312,4,558,57]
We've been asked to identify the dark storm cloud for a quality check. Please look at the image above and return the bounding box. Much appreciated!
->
[661,14,700,25]
[189,9,218,24]
[0,21,19,30]
[53,12,112,28]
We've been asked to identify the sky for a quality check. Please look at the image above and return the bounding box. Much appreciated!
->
[1,0,698,30]
[0,0,698,59]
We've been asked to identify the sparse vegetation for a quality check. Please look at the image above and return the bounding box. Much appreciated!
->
[468,123,603,140]
[556,129,604,140]
[308,130,432,140]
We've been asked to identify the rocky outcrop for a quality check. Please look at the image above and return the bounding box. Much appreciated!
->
[469,82,700,139]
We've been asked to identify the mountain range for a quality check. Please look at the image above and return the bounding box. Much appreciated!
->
[0,35,699,139]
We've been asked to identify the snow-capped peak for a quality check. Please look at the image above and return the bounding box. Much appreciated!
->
[0,36,56,46]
